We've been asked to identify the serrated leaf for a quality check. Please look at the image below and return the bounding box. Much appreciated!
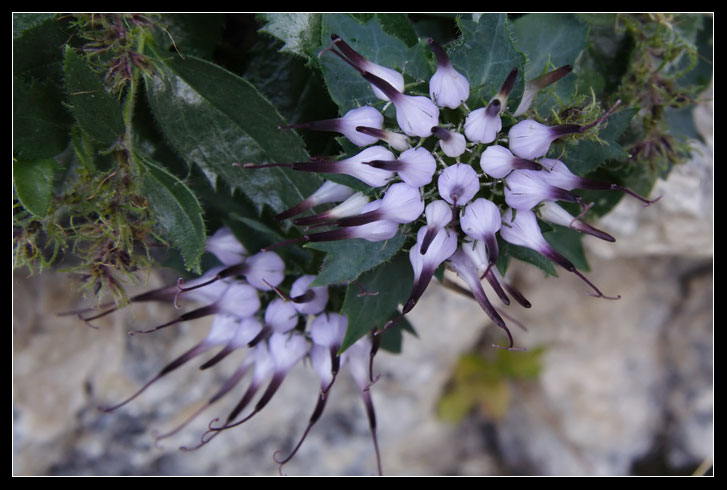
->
[145,54,321,215]
[13,13,56,38]
[512,13,588,113]
[63,47,125,147]
[449,14,526,108]
[137,155,206,272]
[561,108,637,176]
[258,13,322,58]
[306,230,406,286]
[13,15,70,85]
[318,13,431,113]
[13,158,58,217]
[339,252,413,353]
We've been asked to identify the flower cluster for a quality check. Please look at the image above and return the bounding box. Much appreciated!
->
[248,35,658,349]
[71,227,385,474]
[72,34,660,476]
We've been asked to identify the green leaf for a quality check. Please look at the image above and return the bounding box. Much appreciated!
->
[145,54,321,216]
[14,77,72,160]
[306,230,407,286]
[544,225,590,272]
[137,154,206,272]
[378,314,417,354]
[511,13,588,113]
[339,252,413,353]
[318,13,432,113]
[156,13,225,60]
[449,14,526,108]
[375,13,420,47]
[63,47,125,148]
[498,236,557,277]
[13,15,71,86]
[258,13,322,58]
[13,158,58,217]
[561,108,638,176]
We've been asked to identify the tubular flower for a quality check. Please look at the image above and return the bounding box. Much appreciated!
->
[432,126,467,158]
[507,119,581,160]
[428,38,470,109]
[275,180,356,222]
[500,208,620,299]
[513,65,573,117]
[464,100,502,144]
[438,163,480,206]
[504,168,585,211]
[364,146,437,188]
[280,106,384,147]
[480,144,542,179]
[460,198,501,264]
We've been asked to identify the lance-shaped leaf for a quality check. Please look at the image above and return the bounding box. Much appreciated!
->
[306,230,406,286]
[339,252,413,353]
[63,46,125,148]
[145,55,320,216]
[137,154,206,273]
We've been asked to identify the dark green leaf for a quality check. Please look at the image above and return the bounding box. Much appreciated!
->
[512,13,588,113]
[137,154,206,272]
[498,236,557,277]
[13,15,70,86]
[339,252,413,353]
[13,158,59,217]
[14,77,72,160]
[544,225,590,272]
[258,13,322,58]
[318,13,431,113]
[378,314,417,354]
[561,108,638,176]
[156,14,225,60]
[13,13,56,38]
[449,14,526,108]
[306,230,406,286]
[63,47,125,147]
[145,54,321,215]
[375,14,420,47]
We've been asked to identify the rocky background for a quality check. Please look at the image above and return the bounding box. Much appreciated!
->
[13,90,713,476]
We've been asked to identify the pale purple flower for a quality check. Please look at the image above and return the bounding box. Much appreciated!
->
[419,199,454,254]
[504,169,583,211]
[513,65,573,117]
[537,201,615,242]
[447,245,513,348]
[460,198,501,264]
[241,146,396,188]
[438,163,480,206]
[334,182,424,228]
[480,144,542,179]
[432,126,467,158]
[354,126,411,151]
[275,180,355,222]
[507,119,580,160]
[290,275,329,315]
[205,227,246,266]
[362,71,440,138]
[293,192,370,228]
[324,34,405,100]
[427,38,470,109]
[365,146,437,188]
[240,251,285,291]
[464,100,502,144]
[403,224,458,315]
[280,106,384,147]
[537,158,661,206]
[500,208,620,299]
[264,297,300,333]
